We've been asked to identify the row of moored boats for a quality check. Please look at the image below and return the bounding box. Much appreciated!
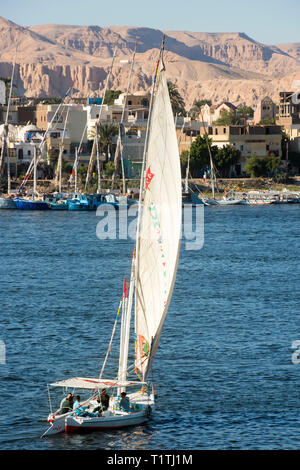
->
[0,192,138,211]
[190,190,300,206]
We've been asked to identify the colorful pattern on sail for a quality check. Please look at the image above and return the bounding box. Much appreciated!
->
[145,167,155,190]
[134,69,182,381]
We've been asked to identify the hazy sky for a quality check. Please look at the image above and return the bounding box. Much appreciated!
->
[0,0,299,45]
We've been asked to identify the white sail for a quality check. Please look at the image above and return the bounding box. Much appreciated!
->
[134,69,182,381]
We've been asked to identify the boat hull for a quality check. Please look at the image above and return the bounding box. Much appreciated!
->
[68,202,93,211]
[65,410,149,433]
[14,198,50,210]
[49,202,69,210]
[217,199,244,205]
[43,408,151,436]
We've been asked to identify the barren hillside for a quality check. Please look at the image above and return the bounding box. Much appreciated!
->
[1,17,300,109]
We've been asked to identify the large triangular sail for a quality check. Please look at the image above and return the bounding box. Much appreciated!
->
[134,68,182,381]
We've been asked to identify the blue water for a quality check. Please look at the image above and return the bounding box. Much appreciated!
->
[0,205,300,450]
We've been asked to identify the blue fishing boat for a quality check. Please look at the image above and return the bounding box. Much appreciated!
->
[93,193,119,210]
[49,201,69,210]
[14,197,50,210]
[68,194,95,211]
[44,194,69,210]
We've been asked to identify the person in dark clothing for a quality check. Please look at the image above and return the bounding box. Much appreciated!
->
[58,393,73,415]
[100,389,110,410]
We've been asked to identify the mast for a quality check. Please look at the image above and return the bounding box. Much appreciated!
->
[74,147,78,193]
[185,149,190,193]
[55,107,69,193]
[117,278,128,395]
[33,145,37,199]
[199,107,216,199]
[19,87,73,193]
[85,35,120,191]
[0,46,17,191]
[95,126,101,194]
[117,249,136,394]
[111,37,139,192]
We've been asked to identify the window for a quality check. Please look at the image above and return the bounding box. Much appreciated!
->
[27,150,31,156]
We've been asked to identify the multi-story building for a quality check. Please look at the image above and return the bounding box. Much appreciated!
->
[113,92,150,123]
[36,103,87,159]
[199,101,237,125]
[209,124,282,175]
[177,123,282,176]
[276,91,300,157]
[253,96,278,124]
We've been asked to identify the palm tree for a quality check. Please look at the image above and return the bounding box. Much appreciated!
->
[167,81,186,116]
[98,123,118,159]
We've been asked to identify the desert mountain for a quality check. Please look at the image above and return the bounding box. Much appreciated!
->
[0,16,300,109]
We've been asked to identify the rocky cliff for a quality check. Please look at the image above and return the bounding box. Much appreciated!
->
[1,16,300,109]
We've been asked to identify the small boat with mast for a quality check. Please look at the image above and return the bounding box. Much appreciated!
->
[14,145,50,210]
[0,47,17,209]
[42,35,182,436]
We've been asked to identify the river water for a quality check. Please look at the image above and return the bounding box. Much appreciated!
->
[0,204,300,450]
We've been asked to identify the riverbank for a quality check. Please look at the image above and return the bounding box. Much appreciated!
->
[2,176,300,198]
[187,176,300,198]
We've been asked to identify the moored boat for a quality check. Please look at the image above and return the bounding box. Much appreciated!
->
[14,197,50,210]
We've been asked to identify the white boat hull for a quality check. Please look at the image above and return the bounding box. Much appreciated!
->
[217,199,244,205]
[43,408,151,436]
[42,393,154,437]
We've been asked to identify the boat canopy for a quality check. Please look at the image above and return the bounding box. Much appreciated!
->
[50,377,146,389]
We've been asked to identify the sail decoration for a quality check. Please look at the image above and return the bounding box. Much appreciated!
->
[134,69,182,381]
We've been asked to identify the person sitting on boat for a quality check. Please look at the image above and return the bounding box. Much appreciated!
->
[57,393,73,415]
[73,395,93,417]
[119,392,131,412]
[91,396,103,415]
[100,388,110,411]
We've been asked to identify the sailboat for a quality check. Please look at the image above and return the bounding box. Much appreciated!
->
[0,48,17,209]
[14,146,50,210]
[42,37,182,436]
[48,108,70,210]
[190,109,244,206]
